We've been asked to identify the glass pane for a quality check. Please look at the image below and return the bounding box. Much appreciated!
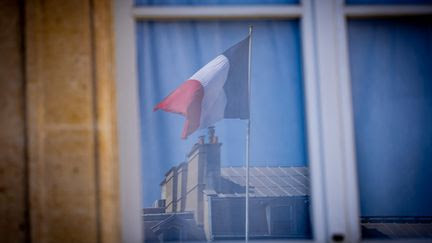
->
[137,20,312,241]
[346,0,432,4]
[348,16,432,239]
[136,0,298,6]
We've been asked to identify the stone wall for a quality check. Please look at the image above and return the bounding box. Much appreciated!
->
[0,0,119,242]
[0,0,27,242]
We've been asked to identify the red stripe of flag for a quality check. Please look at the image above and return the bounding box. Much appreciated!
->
[153,79,204,139]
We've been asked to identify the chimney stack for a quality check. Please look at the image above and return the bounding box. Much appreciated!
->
[208,126,217,144]
[198,135,205,144]
[181,127,222,226]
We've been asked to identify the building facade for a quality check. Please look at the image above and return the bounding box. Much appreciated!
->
[143,128,312,242]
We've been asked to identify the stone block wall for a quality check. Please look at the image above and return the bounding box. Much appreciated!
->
[0,0,120,242]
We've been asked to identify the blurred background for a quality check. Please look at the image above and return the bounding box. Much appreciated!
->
[1,0,431,242]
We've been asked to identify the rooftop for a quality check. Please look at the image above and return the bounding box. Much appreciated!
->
[218,166,309,197]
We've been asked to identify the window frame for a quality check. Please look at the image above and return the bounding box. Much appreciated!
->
[317,0,432,242]
[113,0,432,242]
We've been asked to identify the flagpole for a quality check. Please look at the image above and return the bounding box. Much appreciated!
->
[245,25,253,243]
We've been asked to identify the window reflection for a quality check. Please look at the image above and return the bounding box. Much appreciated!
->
[143,128,312,241]
[349,16,432,240]
[136,20,312,241]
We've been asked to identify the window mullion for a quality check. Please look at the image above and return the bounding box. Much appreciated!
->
[300,0,328,242]
[335,0,361,241]
[312,0,360,241]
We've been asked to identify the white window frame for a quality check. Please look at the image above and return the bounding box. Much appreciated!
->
[113,0,432,242]
[315,1,432,243]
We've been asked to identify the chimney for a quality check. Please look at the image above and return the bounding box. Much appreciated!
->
[183,127,222,226]
[198,135,205,144]
[160,167,178,212]
[208,126,216,144]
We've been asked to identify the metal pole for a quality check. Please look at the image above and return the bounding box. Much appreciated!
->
[245,25,253,243]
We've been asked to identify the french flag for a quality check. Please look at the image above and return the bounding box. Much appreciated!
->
[154,36,250,139]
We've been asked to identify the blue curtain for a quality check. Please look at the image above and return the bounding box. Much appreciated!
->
[136,20,307,206]
[348,17,432,216]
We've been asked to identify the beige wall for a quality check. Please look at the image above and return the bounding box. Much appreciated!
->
[0,0,120,242]
[164,170,177,212]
